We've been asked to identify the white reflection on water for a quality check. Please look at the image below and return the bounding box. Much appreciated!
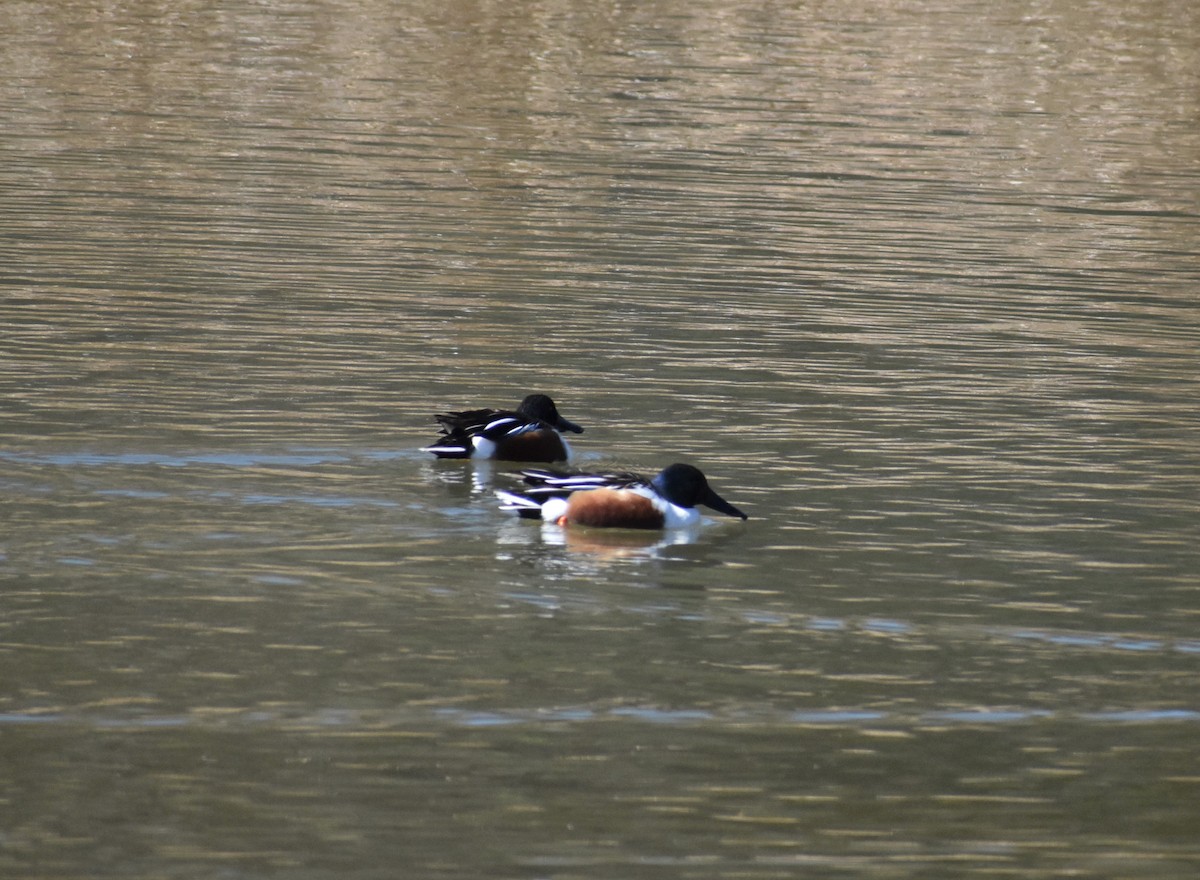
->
[0,450,352,468]
[4,704,1197,731]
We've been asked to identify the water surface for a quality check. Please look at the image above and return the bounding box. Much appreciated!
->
[3,0,1200,877]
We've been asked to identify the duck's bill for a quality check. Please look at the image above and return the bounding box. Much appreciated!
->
[703,488,747,520]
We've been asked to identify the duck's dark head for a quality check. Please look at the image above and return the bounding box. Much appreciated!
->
[518,394,584,433]
[651,463,747,520]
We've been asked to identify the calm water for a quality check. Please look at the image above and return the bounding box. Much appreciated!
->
[3,0,1200,877]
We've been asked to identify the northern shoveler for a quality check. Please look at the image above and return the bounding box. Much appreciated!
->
[497,463,748,529]
[422,394,584,462]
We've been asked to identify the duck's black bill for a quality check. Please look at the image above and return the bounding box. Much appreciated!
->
[703,488,747,520]
[557,417,584,434]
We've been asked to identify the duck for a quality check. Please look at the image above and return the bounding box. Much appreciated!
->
[497,463,747,529]
[422,394,584,461]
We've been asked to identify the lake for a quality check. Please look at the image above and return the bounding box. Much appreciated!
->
[2,0,1200,877]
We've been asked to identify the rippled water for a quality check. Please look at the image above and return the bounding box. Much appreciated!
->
[3,0,1200,877]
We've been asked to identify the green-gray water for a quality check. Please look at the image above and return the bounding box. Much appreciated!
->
[3,1,1199,876]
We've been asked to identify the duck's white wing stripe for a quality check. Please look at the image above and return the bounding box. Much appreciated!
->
[422,443,467,453]
[483,416,522,433]
[496,489,542,513]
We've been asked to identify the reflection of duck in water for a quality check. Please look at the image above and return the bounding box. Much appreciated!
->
[497,464,748,529]
[422,394,584,462]
[553,520,704,557]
